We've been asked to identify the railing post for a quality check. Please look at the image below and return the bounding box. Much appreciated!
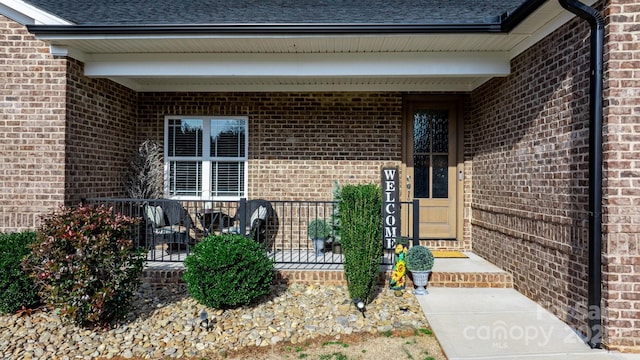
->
[239,197,247,234]
[412,199,420,247]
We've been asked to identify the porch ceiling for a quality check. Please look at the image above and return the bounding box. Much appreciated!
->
[35,0,587,92]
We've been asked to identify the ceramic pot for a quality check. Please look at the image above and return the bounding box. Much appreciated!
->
[410,270,431,295]
[332,243,342,254]
[312,238,325,256]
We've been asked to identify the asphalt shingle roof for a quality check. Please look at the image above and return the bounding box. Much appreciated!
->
[24,0,528,26]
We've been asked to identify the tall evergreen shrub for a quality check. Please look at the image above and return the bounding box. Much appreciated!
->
[339,183,382,303]
[0,231,40,314]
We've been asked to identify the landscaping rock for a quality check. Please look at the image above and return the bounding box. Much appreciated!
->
[0,284,428,359]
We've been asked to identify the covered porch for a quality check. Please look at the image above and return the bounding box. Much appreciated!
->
[85,197,513,288]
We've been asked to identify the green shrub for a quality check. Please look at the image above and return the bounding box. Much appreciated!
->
[183,234,274,309]
[0,231,40,314]
[339,183,382,303]
[405,245,434,271]
[22,204,145,326]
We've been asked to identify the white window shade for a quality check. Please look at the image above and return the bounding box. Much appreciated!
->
[210,120,246,158]
[169,161,202,196]
[168,119,203,157]
[211,162,245,197]
[165,116,248,199]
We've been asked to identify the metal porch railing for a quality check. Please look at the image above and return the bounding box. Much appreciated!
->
[84,198,419,267]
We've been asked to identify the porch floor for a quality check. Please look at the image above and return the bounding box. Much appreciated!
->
[145,250,502,268]
[145,249,351,270]
[432,251,506,273]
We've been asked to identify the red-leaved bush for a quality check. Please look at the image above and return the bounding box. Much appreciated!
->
[22,204,145,327]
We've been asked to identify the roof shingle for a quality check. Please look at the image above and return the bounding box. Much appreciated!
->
[24,0,527,26]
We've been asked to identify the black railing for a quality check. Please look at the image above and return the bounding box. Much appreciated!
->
[84,198,418,266]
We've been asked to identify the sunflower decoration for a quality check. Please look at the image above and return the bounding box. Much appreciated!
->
[389,242,408,290]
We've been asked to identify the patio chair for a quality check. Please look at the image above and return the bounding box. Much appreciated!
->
[143,199,192,254]
[223,199,274,246]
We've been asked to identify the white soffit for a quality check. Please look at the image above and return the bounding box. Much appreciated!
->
[82,51,509,92]
[115,76,493,92]
[45,33,526,54]
[508,0,597,58]
[84,52,510,78]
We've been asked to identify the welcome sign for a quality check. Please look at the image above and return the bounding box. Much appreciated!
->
[382,167,400,250]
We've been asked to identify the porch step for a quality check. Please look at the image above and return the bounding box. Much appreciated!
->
[140,252,513,290]
[427,271,513,288]
[426,252,514,288]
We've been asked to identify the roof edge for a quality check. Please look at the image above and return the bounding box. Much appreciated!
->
[27,23,506,36]
[24,0,547,37]
[0,0,71,25]
[501,0,550,31]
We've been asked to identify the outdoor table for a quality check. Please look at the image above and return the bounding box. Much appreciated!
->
[197,209,232,236]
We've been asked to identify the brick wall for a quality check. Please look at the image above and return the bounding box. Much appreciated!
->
[0,16,139,230]
[469,10,593,340]
[64,59,138,205]
[0,16,67,232]
[471,0,640,351]
[601,0,640,352]
[137,92,404,201]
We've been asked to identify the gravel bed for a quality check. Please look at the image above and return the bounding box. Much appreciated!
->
[0,283,429,359]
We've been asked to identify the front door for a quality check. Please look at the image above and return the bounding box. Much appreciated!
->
[403,99,461,240]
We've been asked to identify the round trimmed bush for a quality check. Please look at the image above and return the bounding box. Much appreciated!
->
[183,234,274,309]
[0,231,40,314]
[406,245,435,271]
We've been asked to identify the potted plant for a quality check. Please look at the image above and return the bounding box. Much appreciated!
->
[122,140,164,249]
[405,245,435,295]
[331,236,342,254]
[308,218,331,256]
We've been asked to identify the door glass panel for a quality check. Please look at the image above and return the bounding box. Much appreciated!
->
[413,109,449,199]
[432,155,448,198]
[413,113,431,153]
[432,111,449,153]
[414,155,430,198]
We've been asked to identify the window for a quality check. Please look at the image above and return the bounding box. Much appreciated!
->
[165,116,248,199]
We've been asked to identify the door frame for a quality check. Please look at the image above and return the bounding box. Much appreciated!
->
[401,94,465,241]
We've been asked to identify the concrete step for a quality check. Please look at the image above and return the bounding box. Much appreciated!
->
[427,252,514,288]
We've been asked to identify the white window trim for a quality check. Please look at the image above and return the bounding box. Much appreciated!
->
[164,115,249,201]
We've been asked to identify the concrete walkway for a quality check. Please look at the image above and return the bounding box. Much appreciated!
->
[417,254,640,359]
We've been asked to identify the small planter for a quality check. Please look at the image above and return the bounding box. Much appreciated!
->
[308,218,331,257]
[312,238,325,256]
[332,242,342,254]
[405,245,434,296]
[410,270,431,295]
